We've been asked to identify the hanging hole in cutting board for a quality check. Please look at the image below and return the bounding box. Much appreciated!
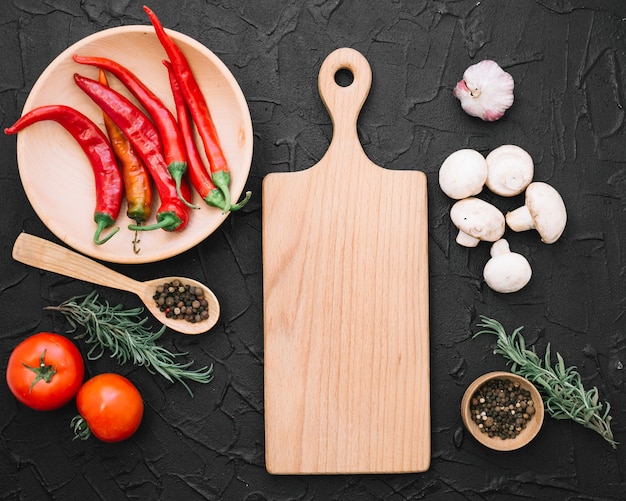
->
[334,67,354,87]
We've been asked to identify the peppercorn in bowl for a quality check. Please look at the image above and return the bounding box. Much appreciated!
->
[461,371,544,451]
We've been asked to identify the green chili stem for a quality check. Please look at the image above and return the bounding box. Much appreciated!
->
[93,214,119,245]
[128,212,180,232]
[168,161,199,209]
[211,170,231,212]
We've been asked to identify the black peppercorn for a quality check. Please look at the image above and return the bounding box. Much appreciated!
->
[469,378,535,440]
[153,280,209,324]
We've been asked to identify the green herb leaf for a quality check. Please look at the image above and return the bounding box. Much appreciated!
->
[473,316,617,449]
[45,292,213,397]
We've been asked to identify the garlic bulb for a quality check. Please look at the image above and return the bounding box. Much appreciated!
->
[453,60,514,121]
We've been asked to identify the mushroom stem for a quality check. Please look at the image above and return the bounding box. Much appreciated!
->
[505,205,535,231]
[490,238,513,257]
[456,231,481,247]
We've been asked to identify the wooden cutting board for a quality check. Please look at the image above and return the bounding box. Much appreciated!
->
[262,48,430,475]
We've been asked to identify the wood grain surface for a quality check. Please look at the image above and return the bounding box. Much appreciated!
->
[263,48,430,474]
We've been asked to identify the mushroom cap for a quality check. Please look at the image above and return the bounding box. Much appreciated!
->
[506,182,567,244]
[485,145,534,197]
[483,239,532,293]
[450,197,505,247]
[439,149,488,199]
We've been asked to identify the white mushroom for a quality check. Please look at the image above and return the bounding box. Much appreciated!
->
[450,197,505,247]
[485,145,534,197]
[506,182,567,244]
[438,149,488,199]
[483,239,532,293]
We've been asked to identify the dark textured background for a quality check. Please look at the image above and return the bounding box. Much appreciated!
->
[1,0,625,499]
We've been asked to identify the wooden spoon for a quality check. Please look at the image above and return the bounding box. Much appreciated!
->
[12,232,219,335]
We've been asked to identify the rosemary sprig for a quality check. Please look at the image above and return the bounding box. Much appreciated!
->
[474,316,617,449]
[45,292,213,397]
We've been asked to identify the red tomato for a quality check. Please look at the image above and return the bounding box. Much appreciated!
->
[75,373,143,442]
[6,332,85,411]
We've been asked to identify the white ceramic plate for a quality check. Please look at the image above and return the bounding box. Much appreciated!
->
[15,26,252,264]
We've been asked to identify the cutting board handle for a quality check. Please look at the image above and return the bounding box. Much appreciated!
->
[318,48,372,156]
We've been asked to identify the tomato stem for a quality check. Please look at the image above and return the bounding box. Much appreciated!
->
[70,415,92,441]
[22,350,57,392]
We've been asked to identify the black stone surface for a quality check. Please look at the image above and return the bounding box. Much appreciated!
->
[1,0,625,499]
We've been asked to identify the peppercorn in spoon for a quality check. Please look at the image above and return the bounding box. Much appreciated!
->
[12,232,219,335]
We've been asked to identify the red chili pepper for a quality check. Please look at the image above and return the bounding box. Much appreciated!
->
[164,60,251,212]
[74,73,190,232]
[73,54,195,209]
[164,60,221,210]
[144,5,248,212]
[4,105,122,245]
[98,69,153,253]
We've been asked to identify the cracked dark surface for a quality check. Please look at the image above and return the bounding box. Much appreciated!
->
[1,0,625,499]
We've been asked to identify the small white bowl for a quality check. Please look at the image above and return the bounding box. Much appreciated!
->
[15,25,253,264]
[461,371,544,451]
